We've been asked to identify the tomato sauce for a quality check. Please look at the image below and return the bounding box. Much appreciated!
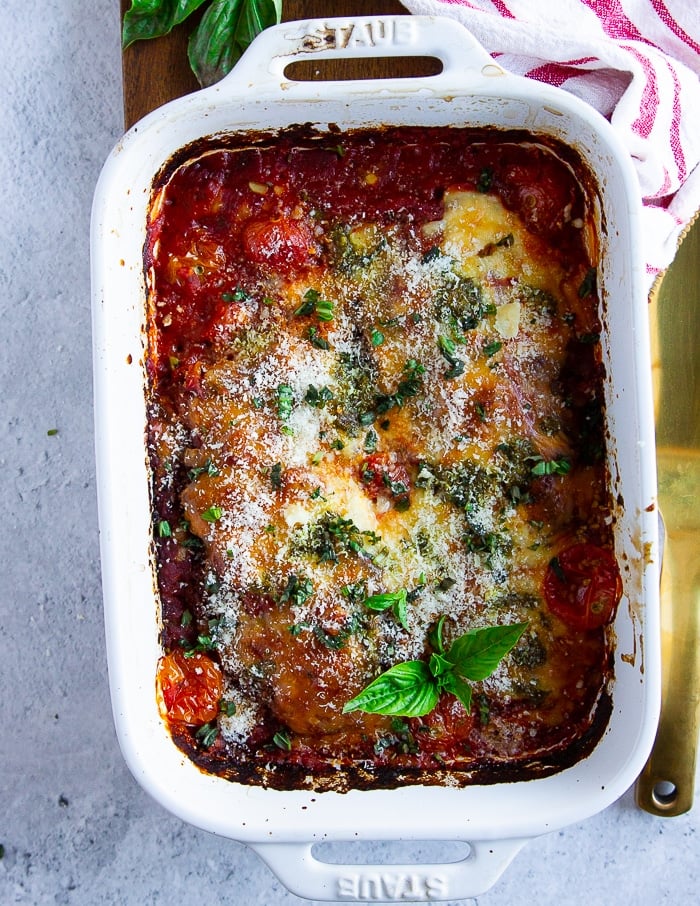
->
[146,125,618,792]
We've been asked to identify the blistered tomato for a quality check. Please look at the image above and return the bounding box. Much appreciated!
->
[242,216,316,270]
[544,542,622,631]
[157,649,223,725]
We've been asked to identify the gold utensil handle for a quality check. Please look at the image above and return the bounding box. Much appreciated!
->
[635,528,700,815]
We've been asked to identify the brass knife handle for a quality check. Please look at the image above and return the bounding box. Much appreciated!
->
[635,528,700,815]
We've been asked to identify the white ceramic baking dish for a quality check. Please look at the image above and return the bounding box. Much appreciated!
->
[91,15,660,901]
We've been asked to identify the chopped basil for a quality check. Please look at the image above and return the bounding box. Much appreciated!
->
[434,273,493,332]
[341,581,367,604]
[483,340,502,357]
[530,456,571,476]
[195,722,218,747]
[278,574,314,606]
[363,588,409,630]
[370,328,385,347]
[273,730,292,751]
[438,336,466,379]
[276,383,294,422]
[188,458,219,480]
[201,505,223,523]
[222,287,251,302]
[366,359,426,421]
[307,326,330,349]
[293,512,380,563]
[181,634,217,657]
[295,288,334,321]
[477,167,493,193]
[578,267,597,299]
[478,233,514,258]
[305,384,334,408]
[364,428,378,453]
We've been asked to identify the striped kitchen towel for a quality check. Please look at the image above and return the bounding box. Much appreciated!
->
[400,0,700,288]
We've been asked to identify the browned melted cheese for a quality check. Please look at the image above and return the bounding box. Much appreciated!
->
[146,126,615,791]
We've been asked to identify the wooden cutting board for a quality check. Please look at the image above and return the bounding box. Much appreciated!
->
[119,0,416,129]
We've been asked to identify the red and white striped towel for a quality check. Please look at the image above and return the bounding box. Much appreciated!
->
[401,0,700,288]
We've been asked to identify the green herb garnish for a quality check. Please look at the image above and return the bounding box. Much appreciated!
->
[221,287,251,302]
[201,505,223,522]
[269,462,283,488]
[188,458,220,480]
[305,384,334,408]
[276,383,294,422]
[278,574,314,607]
[366,359,426,421]
[273,729,292,751]
[307,326,330,350]
[344,621,527,717]
[295,512,380,563]
[476,167,493,193]
[294,288,334,321]
[483,340,503,357]
[195,722,219,747]
[437,335,466,379]
[530,456,571,476]
[363,589,409,630]
[181,633,217,657]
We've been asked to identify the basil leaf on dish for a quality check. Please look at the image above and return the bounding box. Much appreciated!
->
[343,661,439,717]
[446,622,528,682]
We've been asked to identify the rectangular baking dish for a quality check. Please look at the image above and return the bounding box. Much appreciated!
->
[91,15,660,901]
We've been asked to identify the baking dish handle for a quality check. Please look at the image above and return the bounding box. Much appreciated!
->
[250,838,527,902]
[224,15,502,92]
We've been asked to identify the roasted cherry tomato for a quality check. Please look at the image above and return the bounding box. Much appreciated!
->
[157,649,223,725]
[242,216,316,270]
[544,542,622,631]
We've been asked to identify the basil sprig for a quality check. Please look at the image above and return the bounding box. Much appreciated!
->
[363,589,409,630]
[343,618,527,717]
[122,0,282,87]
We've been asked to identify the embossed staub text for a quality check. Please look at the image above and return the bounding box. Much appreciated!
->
[300,18,418,53]
[336,872,449,901]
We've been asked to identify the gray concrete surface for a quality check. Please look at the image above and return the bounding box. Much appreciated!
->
[1,2,698,904]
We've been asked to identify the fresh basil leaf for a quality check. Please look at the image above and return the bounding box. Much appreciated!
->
[428,652,454,680]
[363,590,404,611]
[393,595,409,630]
[188,0,282,87]
[446,622,528,681]
[427,615,447,654]
[363,589,409,630]
[440,671,473,712]
[122,0,209,49]
[342,661,439,717]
